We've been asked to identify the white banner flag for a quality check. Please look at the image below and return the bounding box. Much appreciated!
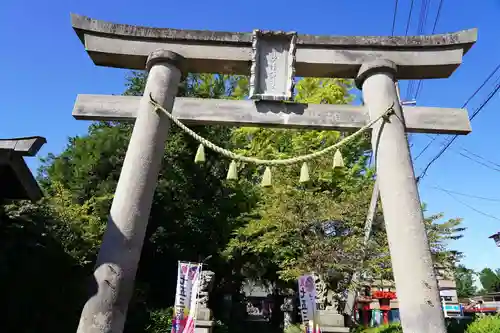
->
[171,261,202,333]
[298,274,319,333]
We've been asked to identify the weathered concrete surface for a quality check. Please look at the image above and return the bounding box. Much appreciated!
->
[248,30,297,101]
[72,94,472,135]
[0,136,47,201]
[359,60,446,333]
[76,50,183,333]
[71,14,477,78]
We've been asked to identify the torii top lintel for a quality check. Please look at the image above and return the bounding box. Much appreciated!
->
[71,14,477,80]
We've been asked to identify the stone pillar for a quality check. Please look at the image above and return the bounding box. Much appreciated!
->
[355,59,446,333]
[195,310,214,333]
[76,50,184,333]
[196,270,215,333]
[317,303,349,333]
[280,295,294,330]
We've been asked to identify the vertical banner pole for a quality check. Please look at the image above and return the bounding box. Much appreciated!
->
[172,261,203,333]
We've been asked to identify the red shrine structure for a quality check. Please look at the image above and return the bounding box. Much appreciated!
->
[356,284,398,327]
[355,267,459,327]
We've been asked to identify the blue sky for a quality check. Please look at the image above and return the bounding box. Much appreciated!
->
[1,0,499,275]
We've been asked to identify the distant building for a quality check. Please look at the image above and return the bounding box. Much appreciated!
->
[242,281,273,321]
[356,265,461,327]
[463,292,500,314]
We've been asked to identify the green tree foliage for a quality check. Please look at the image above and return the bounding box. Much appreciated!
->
[0,72,467,333]
[478,268,500,293]
[424,205,466,267]
[145,307,173,333]
[0,195,93,332]
[225,79,380,286]
[454,265,477,298]
[225,77,465,292]
[353,324,403,333]
[466,315,500,333]
[3,73,258,333]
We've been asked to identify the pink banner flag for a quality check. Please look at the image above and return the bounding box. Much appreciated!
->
[171,262,202,333]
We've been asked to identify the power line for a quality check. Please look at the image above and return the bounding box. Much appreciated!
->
[405,0,415,36]
[403,0,416,102]
[406,0,432,100]
[417,79,500,182]
[414,0,445,101]
[419,134,500,172]
[459,147,500,170]
[392,0,399,35]
[416,0,431,34]
[440,189,500,222]
[456,152,500,173]
[431,0,444,33]
[429,185,500,202]
[414,63,500,162]
[469,82,500,121]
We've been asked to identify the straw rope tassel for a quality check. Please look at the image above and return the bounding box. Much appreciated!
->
[299,162,310,183]
[226,160,238,180]
[261,167,272,187]
[333,150,344,168]
[194,144,206,164]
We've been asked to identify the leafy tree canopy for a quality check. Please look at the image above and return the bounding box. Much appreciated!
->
[1,72,467,333]
[454,264,477,298]
[478,268,500,294]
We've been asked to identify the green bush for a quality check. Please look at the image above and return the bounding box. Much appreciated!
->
[145,307,174,333]
[284,324,304,333]
[353,324,403,333]
[213,319,229,333]
[466,315,500,333]
[353,315,500,333]
[145,308,230,333]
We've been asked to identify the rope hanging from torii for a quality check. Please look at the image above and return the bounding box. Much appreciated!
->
[149,94,395,187]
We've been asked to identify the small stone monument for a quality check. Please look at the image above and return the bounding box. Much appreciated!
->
[196,270,215,333]
[281,294,295,329]
[313,273,349,333]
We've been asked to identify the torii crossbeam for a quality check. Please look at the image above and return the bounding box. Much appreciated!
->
[70,13,477,333]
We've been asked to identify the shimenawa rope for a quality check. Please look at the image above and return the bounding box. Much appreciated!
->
[149,94,394,166]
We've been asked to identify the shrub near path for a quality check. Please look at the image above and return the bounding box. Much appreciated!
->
[466,315,500,333]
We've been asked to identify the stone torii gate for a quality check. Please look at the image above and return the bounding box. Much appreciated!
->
[70,14,476,333]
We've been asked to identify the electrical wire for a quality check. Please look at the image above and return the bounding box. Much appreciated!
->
[405,0,415,36]
[431,0,444,33]
[392,0,399,35]
[414,63,500,162]
[429,185,500,202]
[417,80,500,182]
[403,0,416,103]
[440,189,500,222]
[459,147,500,170]
[406,0,432,100]
[457,152,500,172]
[414,0,445,101]
[419,134,500,172]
